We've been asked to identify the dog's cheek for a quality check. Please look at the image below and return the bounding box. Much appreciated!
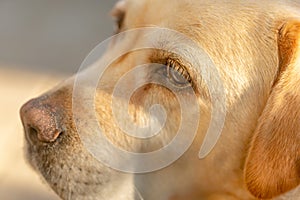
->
[131,84,179,110]
[93,84,182,152]
[30,137,114,199]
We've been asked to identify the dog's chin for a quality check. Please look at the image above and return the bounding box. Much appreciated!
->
[23,128,135,200]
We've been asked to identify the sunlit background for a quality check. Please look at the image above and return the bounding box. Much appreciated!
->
[0,1,116,199]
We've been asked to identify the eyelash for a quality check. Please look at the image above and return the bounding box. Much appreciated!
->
[166,59,192,83]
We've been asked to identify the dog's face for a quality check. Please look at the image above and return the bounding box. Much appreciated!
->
[20,0,300,199]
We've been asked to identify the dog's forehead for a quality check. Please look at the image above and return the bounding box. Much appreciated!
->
[124,0,294,27]
[125,0,191,25]
[124,1,270,38]
[122,0,278,55]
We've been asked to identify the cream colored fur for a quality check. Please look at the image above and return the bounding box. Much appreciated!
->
[23,0,300,199]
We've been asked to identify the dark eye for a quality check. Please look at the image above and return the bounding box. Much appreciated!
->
[166,59,192,87]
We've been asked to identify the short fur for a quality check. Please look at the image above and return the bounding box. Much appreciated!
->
[20,0,300,199]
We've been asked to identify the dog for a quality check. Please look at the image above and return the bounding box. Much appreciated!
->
[20,0,300,199]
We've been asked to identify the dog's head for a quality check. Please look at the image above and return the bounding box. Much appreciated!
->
[20,0,300,199]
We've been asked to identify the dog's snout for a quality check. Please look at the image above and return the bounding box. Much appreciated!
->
[20,98,64,144]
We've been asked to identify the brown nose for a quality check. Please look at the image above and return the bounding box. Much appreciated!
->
[20,98,64,144]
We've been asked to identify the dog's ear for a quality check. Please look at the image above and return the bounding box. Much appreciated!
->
[245,20,300,199]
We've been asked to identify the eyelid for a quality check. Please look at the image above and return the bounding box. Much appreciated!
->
[167,59,192,82]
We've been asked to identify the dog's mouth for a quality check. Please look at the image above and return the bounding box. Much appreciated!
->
[22,117,116,200]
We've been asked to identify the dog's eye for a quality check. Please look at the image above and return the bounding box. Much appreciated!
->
[166,59,192,87]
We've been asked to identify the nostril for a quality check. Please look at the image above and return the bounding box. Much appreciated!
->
[26,125,63,144]
[26,125,63,145]
[26,126,39,145]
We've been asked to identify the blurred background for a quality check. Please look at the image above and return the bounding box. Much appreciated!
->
[0,1,117,199]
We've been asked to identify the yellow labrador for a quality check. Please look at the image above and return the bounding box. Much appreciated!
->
[20,0,300,199]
